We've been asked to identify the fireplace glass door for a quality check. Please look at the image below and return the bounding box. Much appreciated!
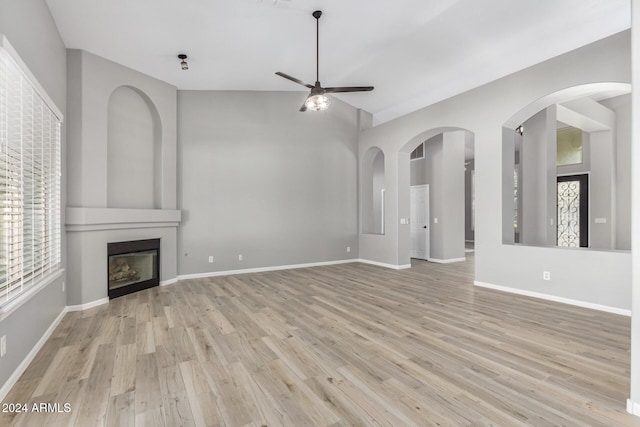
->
[108,239,160,298]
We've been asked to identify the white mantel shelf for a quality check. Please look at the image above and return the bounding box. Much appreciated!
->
[66,207,181,232]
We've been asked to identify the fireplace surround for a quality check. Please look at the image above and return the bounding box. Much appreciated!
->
[107,238,160,299]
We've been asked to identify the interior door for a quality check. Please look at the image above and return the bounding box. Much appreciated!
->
[410,185,430,260]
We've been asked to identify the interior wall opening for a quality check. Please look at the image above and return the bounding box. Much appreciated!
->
[502,83,631,251]
[404,128,474,263]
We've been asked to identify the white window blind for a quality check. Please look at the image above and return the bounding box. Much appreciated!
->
[0,36,62,305]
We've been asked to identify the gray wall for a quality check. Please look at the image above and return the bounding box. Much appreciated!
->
[371,151,385,234]
[0,0,67,393]
[441,131,465,260]
[601,94,632,250]
[359,30,632,310]
[520,108,556,246]
[107,86,162,209]
[424,138,443,257]
[177,90,359,275]
[67,49,177,210]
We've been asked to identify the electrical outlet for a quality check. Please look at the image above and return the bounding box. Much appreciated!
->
[62,281,65,292]
[1,335,6,357]
[238,254,243,261]
[434,218,439,224]
[543,271,551,281]
[347,246,351,253]
[208,256,214,263]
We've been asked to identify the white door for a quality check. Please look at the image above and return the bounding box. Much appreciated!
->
[410,185,430,260]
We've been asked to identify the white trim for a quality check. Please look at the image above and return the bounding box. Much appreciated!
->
[66,297,109,312]
[0,269,65,321]
[160,278,178,287]
[177,259,359,280]
[627,399,640,416]
[0,307,67,402]
[474,280,631,316]
[428,257,466,264]
[357,259,412,270]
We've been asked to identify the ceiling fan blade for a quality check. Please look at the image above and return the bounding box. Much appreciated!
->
[324,86,374,93]
[276,72,314,89]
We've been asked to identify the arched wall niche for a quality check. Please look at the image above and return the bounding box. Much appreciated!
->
[363,146,386,234]
[399,127,475,262]
[107,85,163,209]
[501,82,631,250]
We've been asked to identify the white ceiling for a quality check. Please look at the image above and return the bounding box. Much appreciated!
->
[45,0,630,125]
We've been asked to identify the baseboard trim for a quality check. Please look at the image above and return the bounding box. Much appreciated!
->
[67,297,109,312]
[428,257,466,264]
[160,278,178,287]
[627,399,640,416]
[474,280,631,316]
[0,306,68,402]
[357,259,411,270]
[177,259,359,280]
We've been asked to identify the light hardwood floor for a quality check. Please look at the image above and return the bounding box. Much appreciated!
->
[1,255,637,426]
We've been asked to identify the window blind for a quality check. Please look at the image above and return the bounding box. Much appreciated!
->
[0,39,62,304]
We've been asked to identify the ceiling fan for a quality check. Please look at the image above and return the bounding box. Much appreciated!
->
[276,10,374,112]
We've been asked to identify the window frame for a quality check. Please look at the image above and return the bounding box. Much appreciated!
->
[0,35,63,320]
[410,142,425,161]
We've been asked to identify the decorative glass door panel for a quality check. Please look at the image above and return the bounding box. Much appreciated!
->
[557,174,588,248]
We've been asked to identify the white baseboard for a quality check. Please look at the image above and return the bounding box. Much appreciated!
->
[357,259,411,270]
[0,307,68,402]
[67,297,109,312]
[474,280,631,316]
[428,257,466,264]
[160,278,178,287]
[177,259,359,280]
[627,399,640,416]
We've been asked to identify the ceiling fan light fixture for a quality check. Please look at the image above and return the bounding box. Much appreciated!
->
[275,10,373,112]
[178,54,188,71]
[305,94,330,111]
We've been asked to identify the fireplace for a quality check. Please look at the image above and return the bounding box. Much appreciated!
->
[108,238,160,299]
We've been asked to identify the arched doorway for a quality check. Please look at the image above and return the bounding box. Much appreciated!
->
[398,127,475,265]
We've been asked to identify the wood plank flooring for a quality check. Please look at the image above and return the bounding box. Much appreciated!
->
[1,255,637,426]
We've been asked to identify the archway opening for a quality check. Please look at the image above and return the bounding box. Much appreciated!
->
[400,127,475,264]
[502,82,631,250]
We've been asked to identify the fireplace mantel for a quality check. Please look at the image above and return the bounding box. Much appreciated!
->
[66,207,181,232]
